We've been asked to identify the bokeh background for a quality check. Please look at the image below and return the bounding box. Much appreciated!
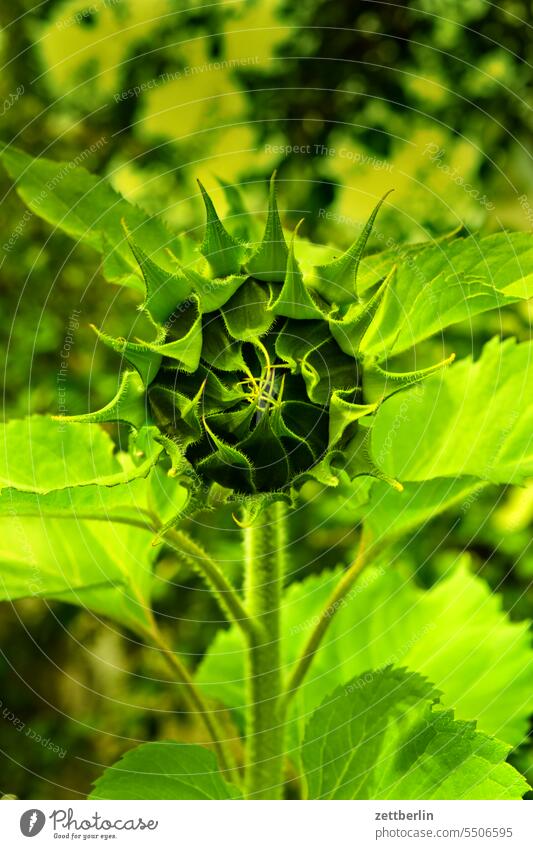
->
[1,0,532,798]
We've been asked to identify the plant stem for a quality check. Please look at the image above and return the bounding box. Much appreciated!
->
[162,527,262,642]
[243,500,287,799]
[281,530,371,709]
[149,623,234,775]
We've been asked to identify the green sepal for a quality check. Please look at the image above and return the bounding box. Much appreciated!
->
[198,180,245,277]
[275,319,331,373]
[301,338,359,405]
[269,227,325,320]
[313,191,393,305]
[127,236,193,323]
[201,316,248,372]
[148,384,203,448]
[363,353,456,404]
[56,370,150,430]
[293,449,342,488]
[231,490,293,526]
[236,410,290,491]
[329,266,396,358]
[274,400,329,462]
[197,421,255,492]
[207,405,257,443]
[246,171,289,282]
[220,277,275,341]
[343,426,403,491]
[215,175,252,241]
[145,295,203,372]
[92,324,163,386]
[329,393,378,447]
[150,444,207,542]
[174,263,246,313]
[196,274,247,313]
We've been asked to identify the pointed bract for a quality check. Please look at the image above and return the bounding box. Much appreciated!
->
[363,353,456,404]
[269,224,324,320]
[92,325,163,385]
[198,180,245,278]
[329,266,396,358]
[127,236,193,323]
[313,190,393,304]
[247,172,289,282]
[56,370,150,430]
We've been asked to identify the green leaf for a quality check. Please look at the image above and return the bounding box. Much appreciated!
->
[312,191,392,305]
[246,172,289,282]
[372,338,533,484]
[362,477,486,545]
[90,742,241,800]
[361,232,533,359]
[0,414,161,493]
[0,517,156,634]
[198,180,245,277]
[301,667,528,799]
[1,146,177,289]
[197,563,533,748]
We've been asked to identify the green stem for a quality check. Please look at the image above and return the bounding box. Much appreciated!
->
[281,530,370,709]
[148,622,234,776]
[162,526,262,642]
[243,500,287,800]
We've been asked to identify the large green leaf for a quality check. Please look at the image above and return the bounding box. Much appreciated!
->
[197,563,533,747]
[371,338,533,484]
[361,232,533,359]
[1,146,179,289]
[301,667,528,800]
[90,742,241,800]
[0,417,163,494]
[362,477,486,544]
[0,516,156,634]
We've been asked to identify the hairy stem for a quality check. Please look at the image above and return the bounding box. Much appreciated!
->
[244,501,287,799]
[162,526,262,642]
[148,623,234,775]
[281,530,371,709]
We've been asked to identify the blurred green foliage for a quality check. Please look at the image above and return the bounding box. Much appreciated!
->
[0,0,531,798]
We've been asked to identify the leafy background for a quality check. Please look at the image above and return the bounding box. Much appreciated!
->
[0,0,532,798]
